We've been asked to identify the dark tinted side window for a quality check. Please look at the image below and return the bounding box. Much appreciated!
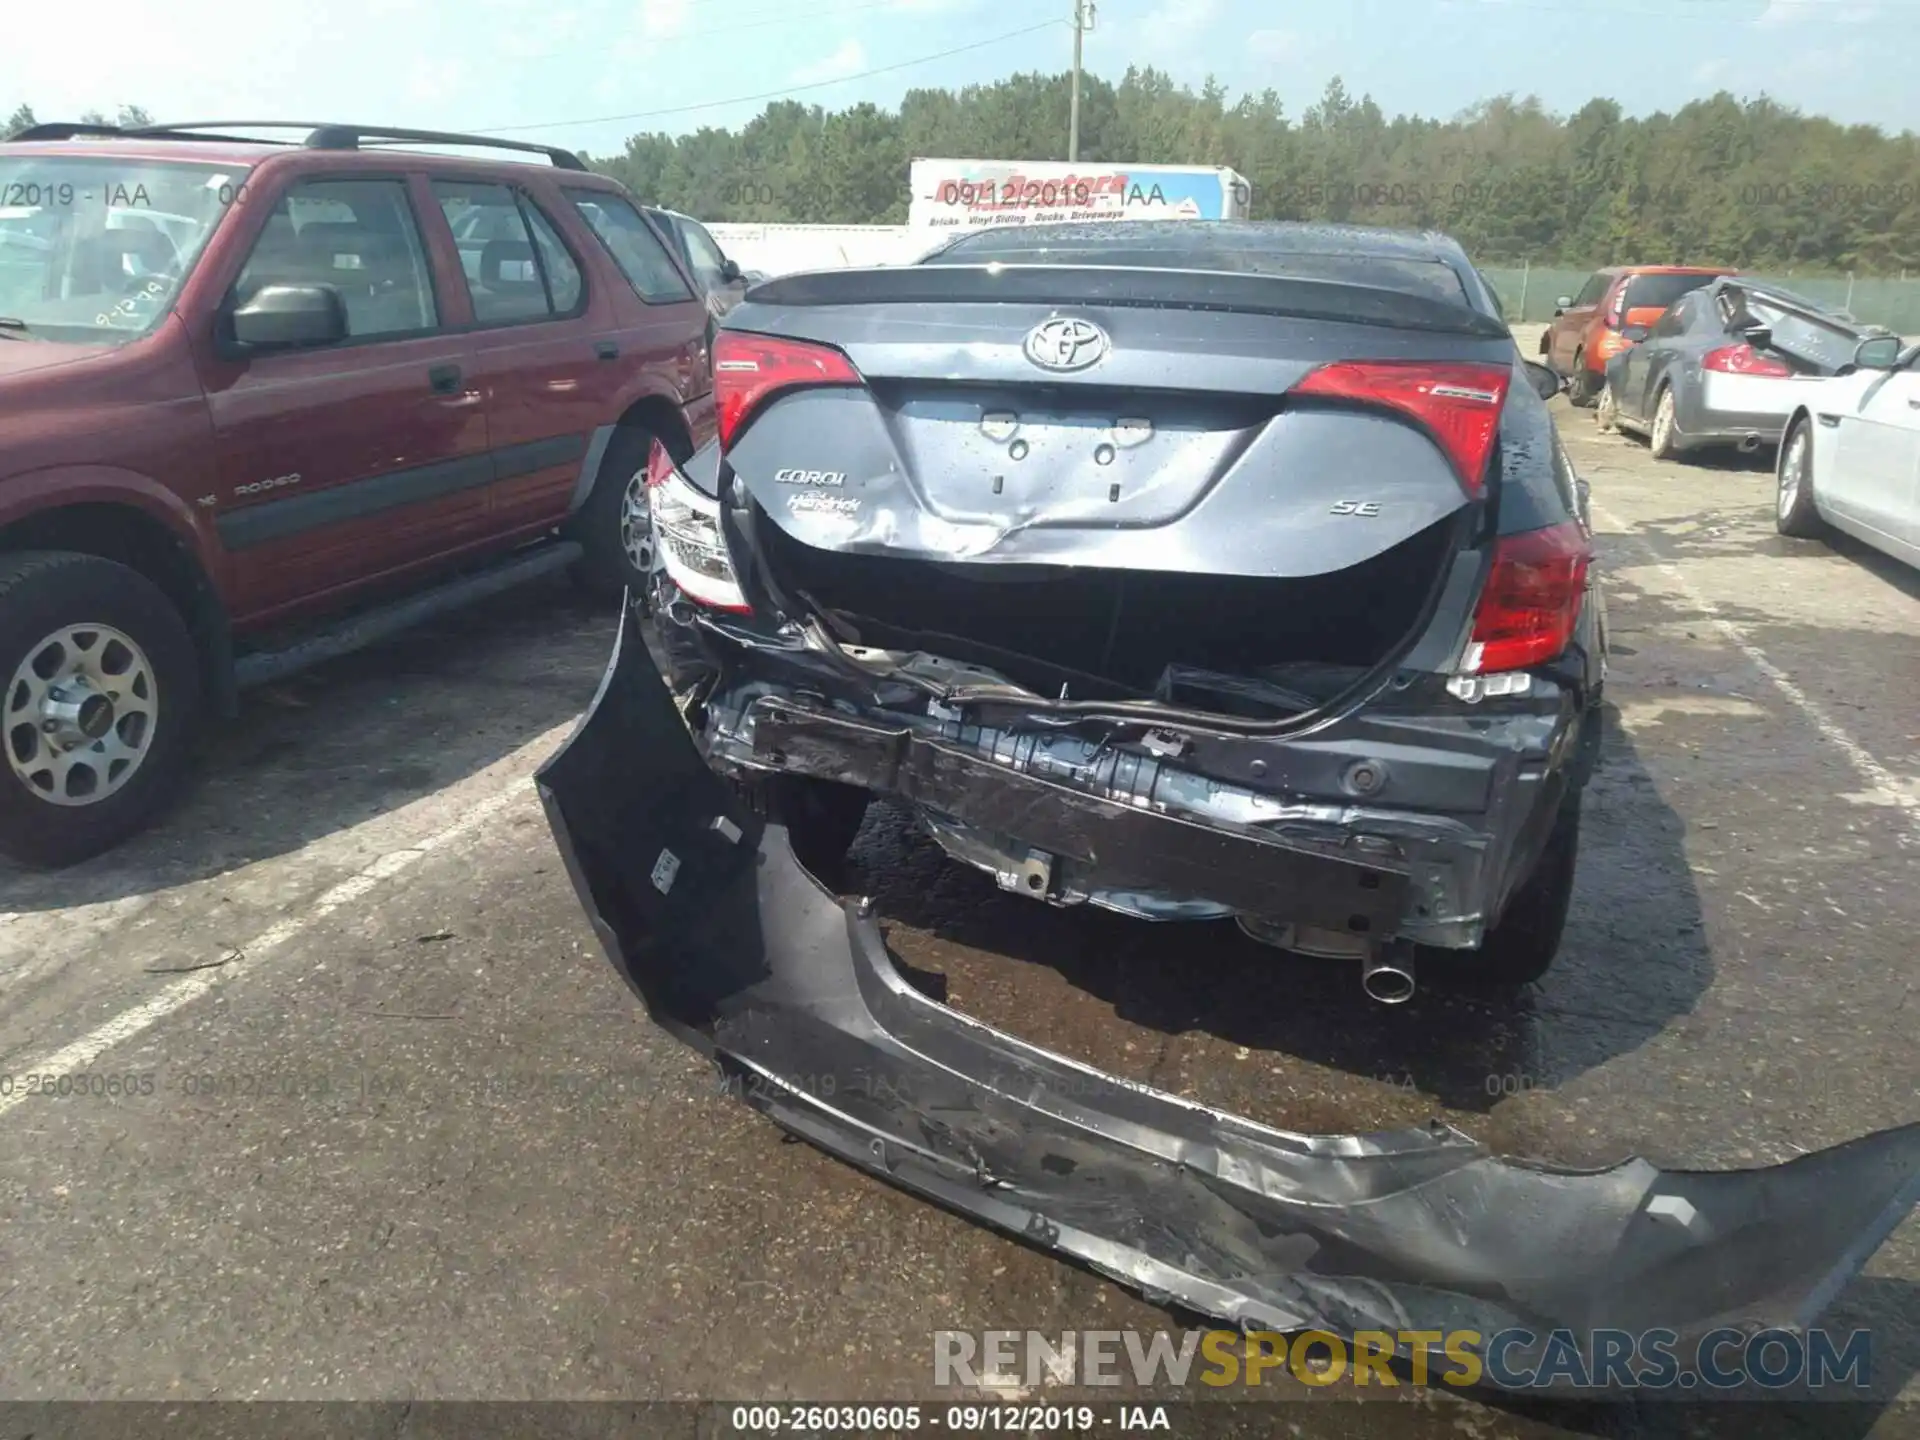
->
[1649,294,1694,337]
[564,190,695,303]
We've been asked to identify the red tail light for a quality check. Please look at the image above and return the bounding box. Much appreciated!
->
[1464,521,1592,674]
[712,331,861,449]
[1703,344,1791,377]
[1291,361,1511,497]
[1605,285,1627,328]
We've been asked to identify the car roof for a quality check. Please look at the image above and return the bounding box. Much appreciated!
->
[1606,265,1735,276]
[2,137,625,187]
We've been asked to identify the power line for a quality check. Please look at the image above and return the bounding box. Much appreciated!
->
[476,19,1063,136]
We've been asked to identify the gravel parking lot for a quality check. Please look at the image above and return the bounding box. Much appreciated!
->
[1,364,1916,1435]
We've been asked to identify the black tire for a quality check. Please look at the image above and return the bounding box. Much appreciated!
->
[1423,793,1581,989]
[1566,354,1599,407]
[570,425,663,603]
[1775,417,1826,539]
[0,551,202,868]
[733,772,871,890]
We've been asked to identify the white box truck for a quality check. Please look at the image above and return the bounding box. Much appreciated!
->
[907,158,1252,235]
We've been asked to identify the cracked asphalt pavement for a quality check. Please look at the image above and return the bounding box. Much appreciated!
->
[0,366,1915,1437]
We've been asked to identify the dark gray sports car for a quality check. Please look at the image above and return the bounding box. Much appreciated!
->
[1600,275,1895,461]
[534,219,1920,1372]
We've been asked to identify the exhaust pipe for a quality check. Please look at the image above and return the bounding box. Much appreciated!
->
[1738,435,1763,454]
[1361,944,1416,1005]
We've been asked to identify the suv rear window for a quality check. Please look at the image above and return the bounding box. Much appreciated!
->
[1624,273,1721,312]
[563,190,694,304]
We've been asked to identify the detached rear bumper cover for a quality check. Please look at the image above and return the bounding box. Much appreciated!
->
[539,608,1920,1360]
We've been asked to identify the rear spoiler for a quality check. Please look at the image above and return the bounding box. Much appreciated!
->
[742,263,1513,340]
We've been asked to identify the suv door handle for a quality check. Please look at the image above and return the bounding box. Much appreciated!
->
[428,363,462,394]
[595,340,619,361]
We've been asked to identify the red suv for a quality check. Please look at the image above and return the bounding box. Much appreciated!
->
[1541,265,1732,405]
[0,120,716,868]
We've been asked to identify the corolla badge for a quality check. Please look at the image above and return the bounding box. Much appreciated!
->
[1023,317,1109,372]
[774,468,846,487]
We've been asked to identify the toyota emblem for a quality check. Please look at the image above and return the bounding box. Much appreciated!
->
[1023,316,1109,372]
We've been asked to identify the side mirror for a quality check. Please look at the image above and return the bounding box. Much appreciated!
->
[230,284,348,349]
[1522,359,1564,401]
[1622,325,1651,342]
[1554,295,1574,310]
[1853,334,1901,370]
[720,257,743,284]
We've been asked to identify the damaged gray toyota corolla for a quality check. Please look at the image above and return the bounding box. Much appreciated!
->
[537,221,1919,1373]
[633,223,1615,1002]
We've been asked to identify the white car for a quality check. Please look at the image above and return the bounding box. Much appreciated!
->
[1776,335,1920,569]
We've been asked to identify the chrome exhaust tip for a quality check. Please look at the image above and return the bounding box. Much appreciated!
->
[1738,435,1763,453]
[1361,945,1417,1005]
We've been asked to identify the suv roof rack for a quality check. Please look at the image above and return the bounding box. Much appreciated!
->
[6,122,292,145]
[4,120,587,170]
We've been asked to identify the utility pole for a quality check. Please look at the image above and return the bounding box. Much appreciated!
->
[1068,0,1094,162]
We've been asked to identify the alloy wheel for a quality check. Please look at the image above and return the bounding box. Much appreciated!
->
[6,623,159,806]
[620,469,655,577]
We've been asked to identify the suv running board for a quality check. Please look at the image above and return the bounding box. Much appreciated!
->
[233,541,582,690]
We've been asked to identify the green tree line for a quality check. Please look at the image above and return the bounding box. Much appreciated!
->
[9,78,1917,273]
[586,71,1920,274]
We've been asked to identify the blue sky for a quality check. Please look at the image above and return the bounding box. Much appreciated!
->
[3,0,1912,158]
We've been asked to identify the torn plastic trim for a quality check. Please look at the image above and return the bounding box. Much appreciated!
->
[537,603,1920,1376]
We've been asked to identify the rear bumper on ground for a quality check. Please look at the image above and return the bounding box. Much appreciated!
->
[537,604,1920,1382]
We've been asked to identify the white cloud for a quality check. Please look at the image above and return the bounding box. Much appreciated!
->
[1692,56,1732,85]
[1248,28,1304,63]
[1140,0,1222,56]
[1757,0,1879,26]
[406,58,466,104]
[790,39,868,85]
[639,0,691,39]
[1799,38,1869,77]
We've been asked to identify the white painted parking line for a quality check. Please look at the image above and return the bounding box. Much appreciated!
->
[0,717,578,1120]
[1595,501,1918,844]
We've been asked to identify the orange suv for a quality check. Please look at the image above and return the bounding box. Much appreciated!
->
[1541,265,1732,406]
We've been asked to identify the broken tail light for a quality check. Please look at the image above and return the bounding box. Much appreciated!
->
[1291,360,1511,497]
[646,441,749,613]
[1703,343,1792,377]
[1460,520,1592,676]
[713,331,862,450]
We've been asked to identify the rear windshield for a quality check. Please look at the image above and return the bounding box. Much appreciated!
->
[1623,273,1721,311]
[924,226,1473,307]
